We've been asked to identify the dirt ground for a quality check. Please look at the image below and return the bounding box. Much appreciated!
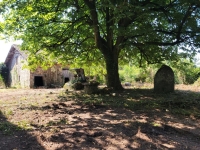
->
[0,84,200,150]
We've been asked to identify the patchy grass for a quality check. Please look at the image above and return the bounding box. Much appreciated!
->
[46,118,69,127]
[68,88,200,119]
[0,86,199,149]
[0,122,21,135]
[17,120,33,130]
[3,109,14,118]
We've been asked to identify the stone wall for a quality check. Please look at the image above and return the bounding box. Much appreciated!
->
[5,45,70,88]
[62,69,74,81]
[8,50,30,88]
[30,65,64,88]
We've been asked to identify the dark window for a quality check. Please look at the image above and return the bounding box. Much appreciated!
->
[64,77,69,83]
[34,76,44,87]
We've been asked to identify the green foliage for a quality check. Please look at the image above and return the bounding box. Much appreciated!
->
[70,56,106,84]
[0,63,8,87]
[0,0,200,89]
[0,75,4,86]
[119,65,140,82]
[119,59,200,85]
[0,75,3,81]
[194,78,200,87]
[169,59,200,84]
[119,64,158,83]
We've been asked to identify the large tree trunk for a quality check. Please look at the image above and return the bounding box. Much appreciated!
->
[84,0,123,91]
[104,54,123,91]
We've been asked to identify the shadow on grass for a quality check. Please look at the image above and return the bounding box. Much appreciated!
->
[1,88,200,149]
[71,88,200,118]
[22,88,198,149]
[28,97,200,150]
[0,110,45,150]
[18,88,200,119]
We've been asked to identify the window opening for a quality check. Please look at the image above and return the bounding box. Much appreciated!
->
[34,76,44,87]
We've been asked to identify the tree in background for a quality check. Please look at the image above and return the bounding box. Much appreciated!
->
[0,0,200,90]
[169,59,200,84]
[119,59,200,85]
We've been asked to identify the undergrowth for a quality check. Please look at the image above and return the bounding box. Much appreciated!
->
[0,122,21,135]
[67,89,200,119]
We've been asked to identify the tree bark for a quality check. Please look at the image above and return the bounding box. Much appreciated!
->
[104,52,123,91]
[84,0,123,91]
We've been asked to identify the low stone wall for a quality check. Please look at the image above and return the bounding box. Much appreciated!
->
[83,81,100,94]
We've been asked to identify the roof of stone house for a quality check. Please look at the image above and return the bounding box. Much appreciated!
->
[4,45,69,69]
[4,44,28,65]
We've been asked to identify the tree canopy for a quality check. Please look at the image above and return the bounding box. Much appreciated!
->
[0,0,200,90]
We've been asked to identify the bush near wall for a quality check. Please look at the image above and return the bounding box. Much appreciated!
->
[0,63,9,87]
[0,75,5,88]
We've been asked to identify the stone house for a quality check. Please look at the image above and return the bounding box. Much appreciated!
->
[4,44,74,88]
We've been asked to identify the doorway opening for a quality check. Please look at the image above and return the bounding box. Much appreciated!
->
[34,76,44,87]
[64,77,69,83]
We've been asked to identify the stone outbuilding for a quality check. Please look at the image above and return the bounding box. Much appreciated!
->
[4,44,74,88]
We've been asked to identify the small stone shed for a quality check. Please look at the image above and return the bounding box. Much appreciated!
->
[4,45,74,88]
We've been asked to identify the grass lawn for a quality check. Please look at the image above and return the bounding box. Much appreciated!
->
[0,84,200,149]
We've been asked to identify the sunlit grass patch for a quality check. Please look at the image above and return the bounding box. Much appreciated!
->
[46,118,69,127]
[151,122,162,127]
[3,109,14,118]
[17,120,33,130]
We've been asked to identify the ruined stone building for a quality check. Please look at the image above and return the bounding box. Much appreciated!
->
[4,45,74,88]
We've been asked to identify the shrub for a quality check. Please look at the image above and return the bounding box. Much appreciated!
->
[0,75,5,88]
